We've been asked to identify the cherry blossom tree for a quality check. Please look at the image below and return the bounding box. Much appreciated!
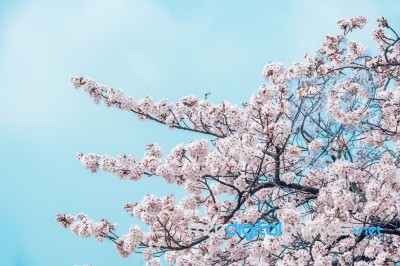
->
[57,16,400,265]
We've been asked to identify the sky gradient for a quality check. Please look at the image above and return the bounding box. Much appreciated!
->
[1,0,400,265]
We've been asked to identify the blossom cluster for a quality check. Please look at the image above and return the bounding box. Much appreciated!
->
[58,16,400,265]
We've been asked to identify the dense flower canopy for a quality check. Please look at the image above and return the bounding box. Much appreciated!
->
[57,16,400,265]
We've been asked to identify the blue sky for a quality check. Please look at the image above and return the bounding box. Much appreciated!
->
[1,0,400,265]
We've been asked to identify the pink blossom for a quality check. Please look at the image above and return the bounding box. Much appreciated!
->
[58,16,400,265]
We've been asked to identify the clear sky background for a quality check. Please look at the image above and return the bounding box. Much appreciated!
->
[1,0,399,265]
